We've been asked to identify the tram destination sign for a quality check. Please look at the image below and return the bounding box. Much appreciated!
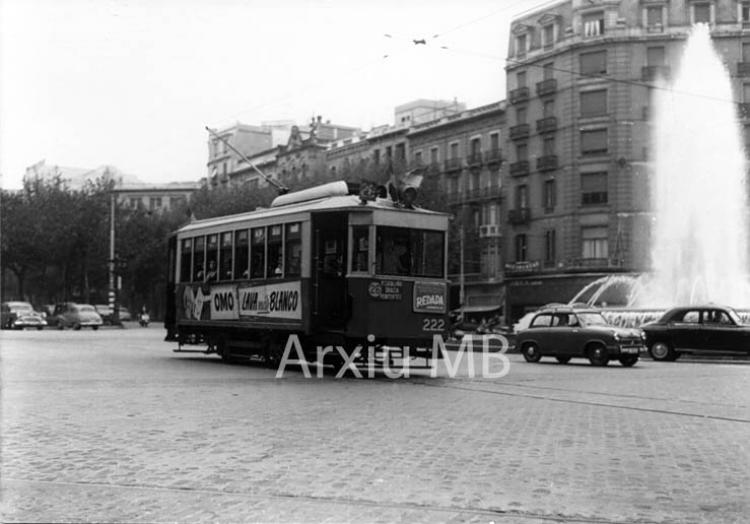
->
[238,281,302,320]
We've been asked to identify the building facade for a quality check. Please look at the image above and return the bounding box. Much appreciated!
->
[503,0,750,322]
[116,182,200,213]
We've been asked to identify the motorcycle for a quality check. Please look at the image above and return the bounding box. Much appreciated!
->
[138,312,150,327]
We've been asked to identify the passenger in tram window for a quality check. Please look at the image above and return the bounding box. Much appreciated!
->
[205,260,218,281]
[383,239,410,275]
[274,256,283,276]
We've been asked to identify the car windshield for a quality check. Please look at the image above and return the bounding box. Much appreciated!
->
[577,312,609,326]
[76,305,96,313]
[11,303,34,312]
[726,307,743,325]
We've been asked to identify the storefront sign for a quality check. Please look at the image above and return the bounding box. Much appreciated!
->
[238,281,302,320]
[368,279,403,301]
[413,281,446,313]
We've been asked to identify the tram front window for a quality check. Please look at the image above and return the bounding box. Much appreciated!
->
[376,226,444,278]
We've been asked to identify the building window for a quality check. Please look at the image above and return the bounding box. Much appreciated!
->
[430,147,439,164]
[645,5,664,30]
[581,172,608,205]
[516,142,528,161]
[543,99,555,118]
[516,106,527,124]
[515,234,528,262]
[470,137,482,157]
[647,46,666,66]
[543,24,555,48]
[490,132,500,152]
[544,229,556,263]
[583,11,604,37]
[517,71,527,88]
[516,33,527,57]
[742,42,750,62]
[543,179,556,212]
[447,176,457,196]
[580,90,607,117]
[414,150,423,164]
[543,136,555,156]
[581,128,608,156]
[692,2,712,24]
[129,197,140,208]
[582,226,609,259]
[149,197,162,210]
[373,149,381,165]
[450,142,460,159]
[169,196,187,208]
[515,184,529,209]
[580,50,607,76]
[742,2,750,24]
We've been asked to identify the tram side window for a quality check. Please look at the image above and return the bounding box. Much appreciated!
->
[352,226,369,273]
[234,230,249,279]
[219,232,233,280]
[193,236,205,281]
[180,238,192,282]
[285,223,301,277]
[267,225,283,277]
[206,234,219,281]
[250,227,266,279]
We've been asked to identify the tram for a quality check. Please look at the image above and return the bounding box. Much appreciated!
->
[164,180,450,366]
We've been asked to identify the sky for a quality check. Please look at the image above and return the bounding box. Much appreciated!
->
[0,0,554,189]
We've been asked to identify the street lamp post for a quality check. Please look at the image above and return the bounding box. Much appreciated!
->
[108,192,120,326]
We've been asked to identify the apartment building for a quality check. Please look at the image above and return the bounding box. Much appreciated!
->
[503,0,750,321]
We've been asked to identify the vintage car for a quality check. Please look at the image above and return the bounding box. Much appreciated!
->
[516,307,645,366]
[50,302,103,330]
[0,301,47,330]
[642,305,750,360]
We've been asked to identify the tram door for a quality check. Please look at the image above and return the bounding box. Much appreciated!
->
[312,212,348,329]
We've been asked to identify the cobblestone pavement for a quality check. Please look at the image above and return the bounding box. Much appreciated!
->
[1,327,748,523]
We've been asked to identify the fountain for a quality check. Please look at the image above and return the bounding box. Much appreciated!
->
[568,24,750,328]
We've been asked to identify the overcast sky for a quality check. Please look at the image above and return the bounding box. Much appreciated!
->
[0,0,553,189]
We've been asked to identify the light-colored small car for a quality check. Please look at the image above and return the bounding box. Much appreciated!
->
[1,301,47,330]
[50,303,103,330]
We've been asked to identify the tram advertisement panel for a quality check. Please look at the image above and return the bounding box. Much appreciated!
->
[210,285,239,320]
[238,281,302,320]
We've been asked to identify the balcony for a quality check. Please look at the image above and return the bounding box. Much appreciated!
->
[641,65,671,82]
[564,257,625,272]
[444,157,463,173]
[507,207,531,225]
[738,62,750,77]
[509,86,530,105]
[536,155,558,172]
[536,78,557,97]
[509,123,530,141]
[536,116,557,134]
[484,149,503,168]
[509,160,530,177]
[466,153,483,168]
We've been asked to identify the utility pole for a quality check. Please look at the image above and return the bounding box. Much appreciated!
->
[108,191,120,326]
[459,223,465,310]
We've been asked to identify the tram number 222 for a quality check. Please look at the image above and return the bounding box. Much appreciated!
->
[422,318,445,332]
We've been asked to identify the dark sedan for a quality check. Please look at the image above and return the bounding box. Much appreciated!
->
[516,307,645,367]
[643,305,750,360]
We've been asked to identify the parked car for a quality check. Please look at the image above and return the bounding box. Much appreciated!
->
[1,301,47,330]
[50,302,103,330]
[118,306,132,322]
[94,304,114,324]
[516,307,645,367]
[642,305,750,360]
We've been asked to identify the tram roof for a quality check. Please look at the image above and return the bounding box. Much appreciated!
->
[175,194,448,235]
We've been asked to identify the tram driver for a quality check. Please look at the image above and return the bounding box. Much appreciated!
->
[383,238,410,275]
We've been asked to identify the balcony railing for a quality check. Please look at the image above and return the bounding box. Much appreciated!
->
[536,116,557,134]
[535,78,557,97]
[444,157,463,173]
[504,257,625,275]
[509,86,530,105]
[738,62,750,77]
[507,207,531,225]
[536,155,558,172]
[484,149,503,166]
[641,65,671,82]
[466,153,483,168]
[509,161,530,177]
[509,123,530,141]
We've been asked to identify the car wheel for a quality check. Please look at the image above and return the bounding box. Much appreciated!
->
[37,326,43,331]
[649,341,675,361]
[522,342,542,363]
[619,355,639,367]
[556,356,571,364]
[73,323,81,331]
[587,344,609,366]
[92,326,99,331]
